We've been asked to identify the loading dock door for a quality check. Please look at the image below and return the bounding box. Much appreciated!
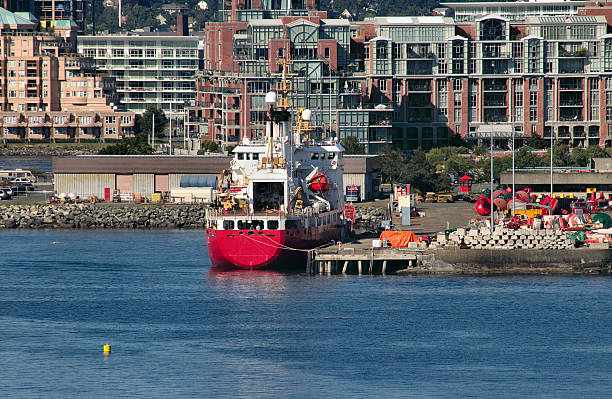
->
[116,174,134,193]
[155,174,169,192]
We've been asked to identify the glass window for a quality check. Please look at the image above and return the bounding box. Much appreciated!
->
[267,220,278,230]
[223,220,235,230]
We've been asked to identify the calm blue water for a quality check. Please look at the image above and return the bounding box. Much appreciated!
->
[1,230,612,398]
[0,156,52,172]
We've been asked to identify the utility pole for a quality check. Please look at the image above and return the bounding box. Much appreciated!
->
[152,112,155,148]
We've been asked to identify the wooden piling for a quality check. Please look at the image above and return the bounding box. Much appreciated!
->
[358,260,362,275]
[342,260,349,274]
[382,260,387,274]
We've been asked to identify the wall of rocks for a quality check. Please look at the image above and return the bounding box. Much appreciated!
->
[353,206,386,227]
[431,226,575,250]
[0,204,208,229]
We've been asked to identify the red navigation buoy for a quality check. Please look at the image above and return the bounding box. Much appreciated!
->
[475,195,491,216]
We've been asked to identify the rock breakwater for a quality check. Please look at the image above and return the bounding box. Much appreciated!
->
[0,144,97,157]
[0,204,208,229]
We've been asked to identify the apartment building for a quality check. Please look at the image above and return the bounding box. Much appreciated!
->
[77,32,203,117]
[0,8,134,142]
[193,0,612,151]
[362,13,612,149]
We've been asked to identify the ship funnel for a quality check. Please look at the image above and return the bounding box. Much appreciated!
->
[265,91,277,105]
[302,109,312,121]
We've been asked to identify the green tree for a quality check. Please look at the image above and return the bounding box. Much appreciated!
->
[404,149,451,193]
[378,146,408,184]
[203,140,219,152]
[135,106,167,140]
[525,133,549,149]
[570,146,610,166]
[340,136,365,155]
[99,136,153,155]
[514,147,546,168]
[551,143,571,166]
[122,5,159,32]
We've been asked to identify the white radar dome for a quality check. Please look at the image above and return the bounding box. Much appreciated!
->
[265,91,277,104]
[302,109,312,121]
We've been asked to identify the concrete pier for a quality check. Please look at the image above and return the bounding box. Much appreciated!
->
[309,246,612,276]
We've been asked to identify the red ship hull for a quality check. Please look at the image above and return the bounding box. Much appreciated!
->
[206,224,342,269]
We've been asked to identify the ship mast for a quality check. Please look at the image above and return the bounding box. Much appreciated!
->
[263,57,297,169]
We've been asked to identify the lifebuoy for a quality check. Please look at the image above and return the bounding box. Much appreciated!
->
[331,159,337,167]
[230,158,236,167]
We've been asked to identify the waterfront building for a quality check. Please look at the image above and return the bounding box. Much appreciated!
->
[190,0,612,151]
[77,32,203,118]
[0,8,134,143]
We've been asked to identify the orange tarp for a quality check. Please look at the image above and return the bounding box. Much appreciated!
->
[379,231,420,247]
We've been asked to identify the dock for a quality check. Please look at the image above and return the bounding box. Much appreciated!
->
[307,247,424,275]
[308,245,612,276]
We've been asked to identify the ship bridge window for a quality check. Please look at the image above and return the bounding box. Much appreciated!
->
[328,153,335,159]
[252,153,259,160]
[267,220,279,230]
[223,220,235,230]
[245,153,251,160]
[238,220,265,230]
[311,152,320,160]
[237,153,244,160]
[253,182,284,211]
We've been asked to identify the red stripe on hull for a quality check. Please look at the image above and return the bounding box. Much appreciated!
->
[206,224,342,270]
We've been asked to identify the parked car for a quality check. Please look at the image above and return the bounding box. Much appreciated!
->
[20,183,34,191]
[0,188,11,200]
[2,187,13,196]
[10,177,31,184]
[11,185,26,194]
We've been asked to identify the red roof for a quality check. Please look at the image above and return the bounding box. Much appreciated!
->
[459,173,472,181]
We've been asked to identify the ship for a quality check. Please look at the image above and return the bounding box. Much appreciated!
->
[205,59,345,269]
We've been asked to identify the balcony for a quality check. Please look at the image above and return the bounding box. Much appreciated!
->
[484,109,508,123]
[559,100,583,107]
[558,110,583,121]
[559,78,582,90]
[483,79,507,91]
[559,48,588,58]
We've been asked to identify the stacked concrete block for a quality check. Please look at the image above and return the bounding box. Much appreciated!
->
[437,227,574,250]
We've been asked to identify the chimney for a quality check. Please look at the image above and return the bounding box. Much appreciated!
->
[177,14,188,36]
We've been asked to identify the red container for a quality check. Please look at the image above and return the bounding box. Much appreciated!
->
[104,188,111,201]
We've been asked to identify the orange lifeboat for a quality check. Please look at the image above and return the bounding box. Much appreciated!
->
[309,172,331,192]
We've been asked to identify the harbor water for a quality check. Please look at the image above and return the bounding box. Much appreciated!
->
[1,230,612,398]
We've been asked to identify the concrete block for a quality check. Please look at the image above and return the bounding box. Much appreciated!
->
[437,233,447,243]
[408,242,419,249]
[456,228,465,236]
[589,242,610,249]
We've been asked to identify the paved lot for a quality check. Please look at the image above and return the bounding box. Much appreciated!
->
[0,183,53,204]
[396,201,476,235]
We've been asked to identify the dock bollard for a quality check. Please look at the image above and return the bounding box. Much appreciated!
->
[103,344,111,355]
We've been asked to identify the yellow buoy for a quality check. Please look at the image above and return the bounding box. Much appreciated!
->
[103,344,111,355]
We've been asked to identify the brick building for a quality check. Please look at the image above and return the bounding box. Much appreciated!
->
[0,8,134,143]
[192,0,612,151]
